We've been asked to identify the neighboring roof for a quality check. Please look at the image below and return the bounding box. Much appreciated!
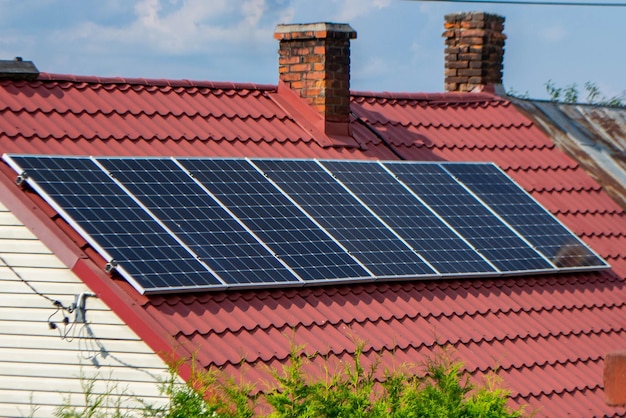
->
[512,98,626,211]
[1,73,625,417]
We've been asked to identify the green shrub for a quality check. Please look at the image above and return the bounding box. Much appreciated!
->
[55,371,137,418]
[261,344,523,418]
[56,345,524,417]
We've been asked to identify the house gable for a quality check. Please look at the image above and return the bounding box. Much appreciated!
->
[0,199,172,417]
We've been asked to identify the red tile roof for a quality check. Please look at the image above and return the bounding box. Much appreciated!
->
[1,73,625,417]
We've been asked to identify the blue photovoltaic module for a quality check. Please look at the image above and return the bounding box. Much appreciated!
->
[3,154,609,294]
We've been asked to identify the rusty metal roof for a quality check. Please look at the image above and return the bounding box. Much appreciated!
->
[512,98,626,211]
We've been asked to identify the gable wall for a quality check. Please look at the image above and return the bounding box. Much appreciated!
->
[0,201,171,417]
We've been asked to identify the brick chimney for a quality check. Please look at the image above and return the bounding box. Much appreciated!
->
[274,23,356,137]
[443,12,506,93]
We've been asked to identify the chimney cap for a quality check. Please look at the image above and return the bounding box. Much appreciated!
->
[0,58,39,80]
[274,22,356,40]
[444,11,504,23]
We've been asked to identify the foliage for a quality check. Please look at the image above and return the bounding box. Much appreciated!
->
[505,87,529,100]
[508,81,625,107]
[55,345,525,418]
[545,80,625,106]
[144,359,255,418]
[265,343,384,417]
[55,371,137,418]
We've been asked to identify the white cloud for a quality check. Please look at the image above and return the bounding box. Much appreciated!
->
[335,0,391,22]
[53,0,283,56]
[540,24,567,43]
[241,0,266,26]
[135,0,160,27]
[354,55,388,80]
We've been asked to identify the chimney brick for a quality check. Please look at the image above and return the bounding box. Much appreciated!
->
[274,23,356,130]
[443,12,506,92]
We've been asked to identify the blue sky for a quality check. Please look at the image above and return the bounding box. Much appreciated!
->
[0,0,623,100]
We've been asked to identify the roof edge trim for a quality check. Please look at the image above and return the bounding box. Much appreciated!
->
[72,258,197,377]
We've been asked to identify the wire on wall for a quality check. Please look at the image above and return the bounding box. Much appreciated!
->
[1,254,93,338]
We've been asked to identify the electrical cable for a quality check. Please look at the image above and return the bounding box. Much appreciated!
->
[1,254,62,306]
[1,254,77,332]
[406,0,626,6]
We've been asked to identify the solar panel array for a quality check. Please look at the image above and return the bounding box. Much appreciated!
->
[3,155,609,294]
[385,162,553,273]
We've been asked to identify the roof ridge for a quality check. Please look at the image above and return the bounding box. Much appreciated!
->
[351,89,507,104]
[30,73,510,104]
[36,72,277,91]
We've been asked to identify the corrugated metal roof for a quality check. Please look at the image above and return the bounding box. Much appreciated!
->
[512,99,626,211]
[0,73,625,417]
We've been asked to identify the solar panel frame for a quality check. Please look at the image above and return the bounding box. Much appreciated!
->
[177,157,373,284]
[253,158,438,279]
[383,161,557,274]
[98,157,304,288]
[320,159,499,276]
[444,162,610,271]
[2,154,610,295]
[3,154,225,294]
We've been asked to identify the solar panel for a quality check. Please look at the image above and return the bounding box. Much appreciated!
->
[179,158,371,282]
[384,162,554,273]
[321,160,496,275]
[6,155,222,293]
[253,159,437,278]
[444,163,608,269]
[98,157,301,287]
[3,154,609,294]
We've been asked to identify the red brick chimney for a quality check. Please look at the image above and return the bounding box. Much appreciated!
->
[443,12,506,93]
[274,23,356,137]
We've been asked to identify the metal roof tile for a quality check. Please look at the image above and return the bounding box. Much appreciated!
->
[561,213,626,239]
[536,188,624,215]
[161,282,626,370]
[518,388,625,417]
[503,359,602,397]
[1,75,625,416]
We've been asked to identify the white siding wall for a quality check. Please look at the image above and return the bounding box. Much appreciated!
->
[0,202,172,417]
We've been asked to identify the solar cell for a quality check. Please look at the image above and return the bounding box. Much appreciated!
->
[321,160,496,275]
[385,162,554,273]
[99,157,301,286]
[180,158,371,282]
[7,155,222,293]
[445,163,608,269]
[254,159,437,278]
